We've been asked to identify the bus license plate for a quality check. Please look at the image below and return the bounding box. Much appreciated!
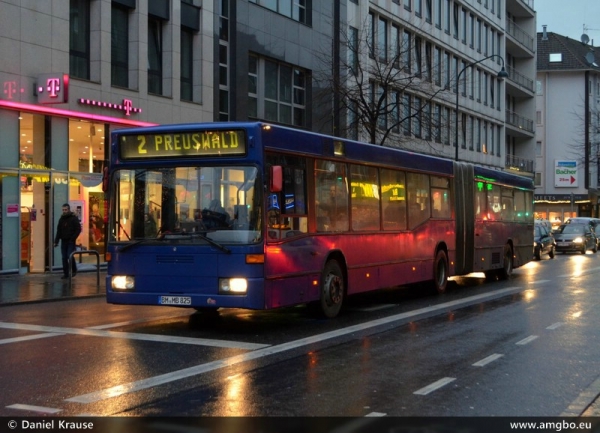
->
[159,296,192,306]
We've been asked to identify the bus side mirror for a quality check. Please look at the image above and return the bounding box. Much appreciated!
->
[270,166,282,192]
[102,166,109,193]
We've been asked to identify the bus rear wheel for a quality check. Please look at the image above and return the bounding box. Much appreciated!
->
[318,260,345,319]
[433,250,449,294]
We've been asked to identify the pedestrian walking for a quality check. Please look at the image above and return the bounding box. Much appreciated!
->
[54,203,82,278]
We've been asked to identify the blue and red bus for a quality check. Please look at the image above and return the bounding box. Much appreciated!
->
[105,122,533,318]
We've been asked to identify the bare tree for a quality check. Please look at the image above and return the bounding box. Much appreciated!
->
[314,17,453,150]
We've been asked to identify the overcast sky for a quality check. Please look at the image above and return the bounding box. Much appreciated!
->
[536,0,600,44]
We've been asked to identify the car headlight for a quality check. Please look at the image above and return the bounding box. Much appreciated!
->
[219,278,248,294]
[573,237,584,244]
[112,275,135,290]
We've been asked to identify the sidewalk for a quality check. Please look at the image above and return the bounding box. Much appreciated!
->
[0,264,106,306]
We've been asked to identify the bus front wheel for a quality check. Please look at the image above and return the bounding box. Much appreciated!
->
[318,260,345,319]
[433,250,449,294]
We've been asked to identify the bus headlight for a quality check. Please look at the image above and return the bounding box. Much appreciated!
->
[112,275,135,290]
[219,278,247,294]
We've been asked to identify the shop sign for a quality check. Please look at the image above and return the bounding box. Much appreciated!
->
[36,73,69,104]
[554,160,578,187]
[6,204,19,218]
[78,98,142,116]
[72,173,103,187]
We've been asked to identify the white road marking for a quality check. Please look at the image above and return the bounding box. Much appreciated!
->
[347,304,397,312]
[413,377,456,395]
[0,333,65,345]
[515,335,538,345]
[365,412,387,417]
[6,403,62,414]
[0,322,268,350]
[65,285,528,404]
[86,311,192,330]
[472,353,503,367]
[546,322,564,330]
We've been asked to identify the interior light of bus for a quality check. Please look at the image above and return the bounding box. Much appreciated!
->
[112,275,135,290]
[219,278,247,294]
[412,267,416,271]
[366,273,370,278]
[334,141,345,156]
[312,280,318,286]
[246,254,265,264]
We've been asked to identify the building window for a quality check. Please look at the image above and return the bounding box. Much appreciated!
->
[414,37,422,77]
[180,28,194,101]
[414,97,422,137]
[403,93,412,136]
[444,0,450,33]
[536,111,542,125]
[425,0,432,22]
[249,0,311,25]
[219,0,230,120]
[180,1,200,102]
[403,31,412,74]
[70,0,90,80]
[435,0,441,27]
[148,16,164,95]
[248,54,307,127]
[536,140,542,156]
[111,4,130,88]
[534,172,542,187]
[349,26,359,74]
[378,17,387,62]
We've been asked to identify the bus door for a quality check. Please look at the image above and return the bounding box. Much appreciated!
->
[453,162,475,275]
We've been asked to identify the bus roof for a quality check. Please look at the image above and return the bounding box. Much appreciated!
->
[111,121,533,190]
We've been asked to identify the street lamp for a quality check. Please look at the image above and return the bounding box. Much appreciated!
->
[455,54,508,161]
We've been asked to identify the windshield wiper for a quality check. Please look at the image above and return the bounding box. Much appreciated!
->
[156,232,231,254]
[117,237,167,252]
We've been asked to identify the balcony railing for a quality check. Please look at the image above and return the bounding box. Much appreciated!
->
[506,18,535,52]
[506,65,534,93]
[505,154,534,173]
[505,110,534,133]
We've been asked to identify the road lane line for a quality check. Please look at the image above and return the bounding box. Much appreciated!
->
[6,403,62,414]
[0,333,65,345]
[546,322,564,330]
[64,285,529,404]
[472,353,503,367]
[413,377,456,395]
[86,311,192,330]
[515,335,538,345]
[365,412,386,417]
[0,322,268,350]
[347,304,397,312]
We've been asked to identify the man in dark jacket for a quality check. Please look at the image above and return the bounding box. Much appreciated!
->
[54,203,82,279]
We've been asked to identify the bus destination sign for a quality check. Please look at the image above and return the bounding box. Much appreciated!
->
[120,130,246,159]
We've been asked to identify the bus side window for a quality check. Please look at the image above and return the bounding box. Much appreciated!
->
[407,172,430,229]
[381,168,407,231]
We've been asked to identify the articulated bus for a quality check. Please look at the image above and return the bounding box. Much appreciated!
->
[105,122,534,318]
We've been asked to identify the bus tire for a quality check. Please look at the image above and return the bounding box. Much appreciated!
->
[433,250,449,294]
[498,244,513,280]
[318,260,345,319]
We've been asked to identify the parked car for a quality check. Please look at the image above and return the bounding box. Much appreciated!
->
[565,217,600,249]
[553,223,598,254]
[533,223,555,260]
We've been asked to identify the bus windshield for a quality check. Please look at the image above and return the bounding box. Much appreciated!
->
[109,165,261,245]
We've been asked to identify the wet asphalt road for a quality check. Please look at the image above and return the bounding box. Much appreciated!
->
[1,253,600,419]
